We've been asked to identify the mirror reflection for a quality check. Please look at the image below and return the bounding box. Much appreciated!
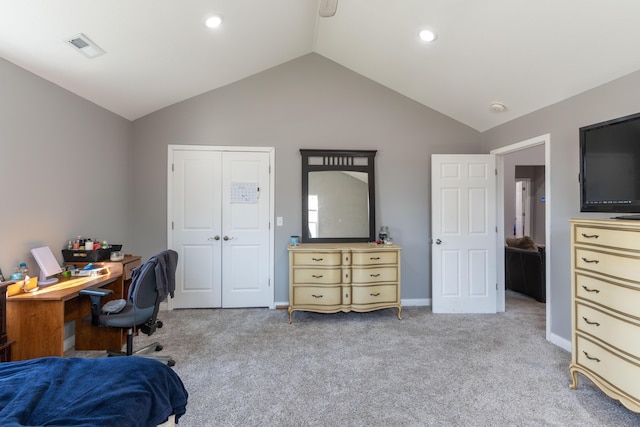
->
[308,171,370,238]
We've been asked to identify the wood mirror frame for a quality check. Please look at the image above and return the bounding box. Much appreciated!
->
[300,149,376,243]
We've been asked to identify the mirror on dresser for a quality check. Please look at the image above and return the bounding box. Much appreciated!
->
[300,149,376,243]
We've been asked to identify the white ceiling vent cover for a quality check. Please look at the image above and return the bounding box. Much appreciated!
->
[66,33,105,58]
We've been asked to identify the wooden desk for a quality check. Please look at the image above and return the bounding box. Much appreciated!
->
[7,268,123,361]
[0,282,13,362]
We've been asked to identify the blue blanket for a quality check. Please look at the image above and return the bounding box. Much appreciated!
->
[0,357,188,427]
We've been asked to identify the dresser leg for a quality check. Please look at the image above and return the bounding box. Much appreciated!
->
[288,308,293,324]
[396,306,402,320]
[569,367,579,390]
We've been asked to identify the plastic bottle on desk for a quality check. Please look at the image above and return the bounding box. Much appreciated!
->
[19,262,28,278]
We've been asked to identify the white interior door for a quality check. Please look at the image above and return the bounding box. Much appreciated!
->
[221,152,271,307]
[169,146,274,309]
[431,154,497,313]
[171,150,222,308]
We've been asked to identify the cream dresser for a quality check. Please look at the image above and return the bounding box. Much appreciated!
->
[288,243,401,323]
[569,218,640,412]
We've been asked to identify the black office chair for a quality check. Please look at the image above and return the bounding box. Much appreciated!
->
[79,249,178,366]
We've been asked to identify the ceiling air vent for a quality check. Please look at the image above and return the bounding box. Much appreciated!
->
[66,33,105,59]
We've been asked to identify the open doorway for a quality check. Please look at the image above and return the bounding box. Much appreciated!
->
[492,134,551,341]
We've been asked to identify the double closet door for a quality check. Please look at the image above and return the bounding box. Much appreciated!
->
[168,146,274,309]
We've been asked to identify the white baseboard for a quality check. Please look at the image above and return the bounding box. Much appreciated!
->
[401,298,430,307]
[64,335,75,352]
[548,331,571,352]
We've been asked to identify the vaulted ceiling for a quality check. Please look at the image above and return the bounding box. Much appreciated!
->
[2,1,640,131]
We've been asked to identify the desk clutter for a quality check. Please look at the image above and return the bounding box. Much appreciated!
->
[62,236,123,262]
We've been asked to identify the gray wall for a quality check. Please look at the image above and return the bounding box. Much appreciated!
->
[8,48,637,346]
[131,53,481,303]
[481,69,640,343]
[0,57,133,277]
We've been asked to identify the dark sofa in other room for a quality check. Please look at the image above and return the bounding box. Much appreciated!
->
[505,245,546,303]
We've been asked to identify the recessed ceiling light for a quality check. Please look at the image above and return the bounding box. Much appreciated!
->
[418,29,437,43]
[205,15,222,28]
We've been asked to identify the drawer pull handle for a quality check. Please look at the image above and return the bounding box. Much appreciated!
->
[581,285,600,294]
[312,258,324,262]
[581,257,599,264]
[582,317,600,327]
[583,351,600,363]
[311,294,323,299]
[370,292,380,297]
[345,257,349,262]
[370,273,381,278]
[370,257,380,260]
[311,274,324,279]
[581,233,599,239]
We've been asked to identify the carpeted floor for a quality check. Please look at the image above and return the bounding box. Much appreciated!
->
[68,291,640,426]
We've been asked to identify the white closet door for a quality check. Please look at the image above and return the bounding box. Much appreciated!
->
[169,146,273,309]
[171,150,223,308]
[221,151,271,307]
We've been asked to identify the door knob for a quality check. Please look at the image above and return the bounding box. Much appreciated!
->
[435,239,442,245]
[223,236,230,241]
[208,235,220,241]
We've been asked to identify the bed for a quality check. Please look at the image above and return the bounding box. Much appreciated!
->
[0,356,188,427]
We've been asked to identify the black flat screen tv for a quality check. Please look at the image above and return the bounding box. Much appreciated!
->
[580,112,640,214]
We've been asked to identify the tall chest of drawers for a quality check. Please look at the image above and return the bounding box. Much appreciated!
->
[288,243,401,323]
[569,218,640,412]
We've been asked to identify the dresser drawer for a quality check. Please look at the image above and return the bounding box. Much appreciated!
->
[575,274,640,318]
[575,335,640,400]
[575,225,640,251]
[352,251,398,266]
[292,252,341,267]
[293,268,342,284]
[352,284,397,305]
[575,248,640,283]
[576,303,640,356]
[292,286,342,306]
[352,266,397,284]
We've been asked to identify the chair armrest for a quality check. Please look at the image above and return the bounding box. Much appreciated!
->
[80,287,114,325]
[79,287,114,298]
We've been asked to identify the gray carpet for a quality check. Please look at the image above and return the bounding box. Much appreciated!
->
[68,291,640,426]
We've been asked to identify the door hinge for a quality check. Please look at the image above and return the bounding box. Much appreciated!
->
[495,168,497,176]
[268,278,271,288]
[171,221,174,230]
[172,163,174,172]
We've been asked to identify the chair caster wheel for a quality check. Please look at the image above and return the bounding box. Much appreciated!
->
[168,359,176,367]
[155,345,163,352]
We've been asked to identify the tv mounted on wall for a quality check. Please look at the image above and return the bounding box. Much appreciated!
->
[580,111,640,216]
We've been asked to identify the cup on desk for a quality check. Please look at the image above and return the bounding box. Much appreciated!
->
[290,236,300,246]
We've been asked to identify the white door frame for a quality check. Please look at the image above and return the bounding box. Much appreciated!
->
[491,134,551,341]
[166,144,276,309]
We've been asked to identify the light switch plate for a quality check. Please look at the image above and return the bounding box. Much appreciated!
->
[277,217,283,226]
